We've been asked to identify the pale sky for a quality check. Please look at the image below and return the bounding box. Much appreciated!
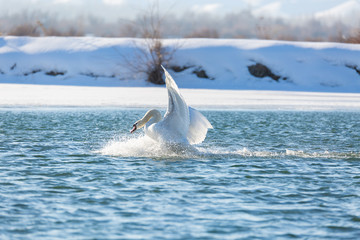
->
[0,0,357,22]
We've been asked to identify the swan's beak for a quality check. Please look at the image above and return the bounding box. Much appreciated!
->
[130,124,137,133]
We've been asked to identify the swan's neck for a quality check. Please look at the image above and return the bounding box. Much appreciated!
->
[137,109,162,129]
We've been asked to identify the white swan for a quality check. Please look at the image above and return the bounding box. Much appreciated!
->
[130,66,213,145]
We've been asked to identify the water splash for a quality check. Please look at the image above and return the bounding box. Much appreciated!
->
[99,135,360,160]
[99,135,201,158]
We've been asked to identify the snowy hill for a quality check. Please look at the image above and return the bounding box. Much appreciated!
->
[1,36,360,92]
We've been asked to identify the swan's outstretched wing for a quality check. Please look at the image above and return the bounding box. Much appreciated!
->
[187,107,213,144]
[160,66,190,141]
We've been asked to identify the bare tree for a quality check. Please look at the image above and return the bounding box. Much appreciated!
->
[122,1,178,85]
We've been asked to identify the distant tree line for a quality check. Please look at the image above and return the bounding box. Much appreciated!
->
[0,9,359,43]
[1,5,359,86]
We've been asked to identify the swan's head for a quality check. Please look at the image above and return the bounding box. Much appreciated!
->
[130,123,137,133]
[130,119,146,133]
[130,109,162,134]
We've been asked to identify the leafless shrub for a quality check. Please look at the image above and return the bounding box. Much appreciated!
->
[346,30,360,44]
[8,23,40,36]
[121,1,180,85]
[38,20,84,36]
[185,28,219,38]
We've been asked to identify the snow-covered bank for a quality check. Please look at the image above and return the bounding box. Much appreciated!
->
[1,84,360,110]
[1,37,360,92]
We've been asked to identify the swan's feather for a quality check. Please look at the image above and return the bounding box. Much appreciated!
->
[161,66,190,142]
[142,66,212,144]
[187,107,213,144]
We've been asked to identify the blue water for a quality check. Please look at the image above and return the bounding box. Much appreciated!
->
[1,108,359,239]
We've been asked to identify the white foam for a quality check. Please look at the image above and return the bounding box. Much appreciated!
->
[100,135,160,157]
[195,147,359,159]
[98,136,360,160]
[99,135,201,158]
[233,148,360,159]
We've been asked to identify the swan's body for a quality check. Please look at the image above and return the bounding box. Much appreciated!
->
[131,66,213,145]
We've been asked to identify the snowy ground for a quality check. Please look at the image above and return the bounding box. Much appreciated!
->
[1,84,360,110]
[1,37,360,109]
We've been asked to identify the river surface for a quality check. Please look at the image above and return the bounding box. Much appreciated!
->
[1,108,359,239]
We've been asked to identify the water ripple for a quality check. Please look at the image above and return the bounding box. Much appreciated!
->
[0,109,359,239]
